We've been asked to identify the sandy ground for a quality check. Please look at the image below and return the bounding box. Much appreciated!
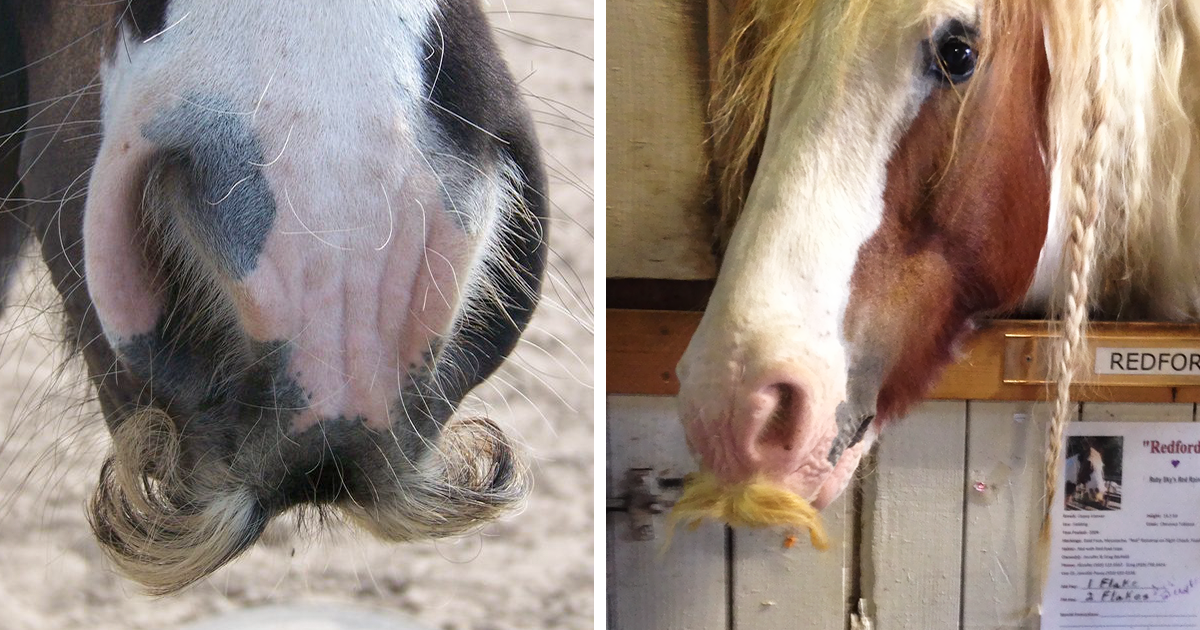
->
[0,3,594,629]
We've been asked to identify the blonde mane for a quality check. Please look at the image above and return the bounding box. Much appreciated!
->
[1042,0,1199,562]
[1038,0,1200,319]
[710,0,859,251]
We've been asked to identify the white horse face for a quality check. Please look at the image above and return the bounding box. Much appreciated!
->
[18,0,548,592]
[678,0,1051,507]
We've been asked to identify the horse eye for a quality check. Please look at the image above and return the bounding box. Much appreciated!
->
[927,22,977,84]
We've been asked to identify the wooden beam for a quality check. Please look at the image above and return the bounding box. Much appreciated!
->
[607,310,699,396]
[607,309,1200,402]
[606,0,719,280]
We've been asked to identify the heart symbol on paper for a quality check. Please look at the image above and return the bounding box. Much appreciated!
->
[1172,460,1181,468]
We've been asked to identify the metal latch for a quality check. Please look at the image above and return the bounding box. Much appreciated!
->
[610,468,685,541]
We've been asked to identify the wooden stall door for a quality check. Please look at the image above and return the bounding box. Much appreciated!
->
[608,396,727,630]
[607,395,852,630]
[609,395,1198,630]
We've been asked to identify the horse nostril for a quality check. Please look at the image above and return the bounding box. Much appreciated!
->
[753,383,806,457]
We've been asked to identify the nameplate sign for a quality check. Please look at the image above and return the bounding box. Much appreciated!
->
[1096,348,1200,376]
[1003,331,1200,387]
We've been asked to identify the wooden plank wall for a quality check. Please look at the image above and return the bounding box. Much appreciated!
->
[607,397,727,630]
[731,483,851,629]
[960,401,1048,630]
[608,395,1198,629]
[605,0,718,280]
[862,402,967,629]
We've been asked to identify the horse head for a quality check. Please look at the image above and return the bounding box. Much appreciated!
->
[6,0,547,592]
[677,0,1197,512]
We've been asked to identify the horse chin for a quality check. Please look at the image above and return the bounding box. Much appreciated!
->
[87,404,531,595]
[810,429,875,510]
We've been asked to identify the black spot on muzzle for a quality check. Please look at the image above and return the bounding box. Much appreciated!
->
[142,94,275,280]
[257,421,380,511]
[828,404,875,465]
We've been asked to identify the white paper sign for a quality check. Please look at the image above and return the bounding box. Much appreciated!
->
[1043,422,1200,629]
[1095,348,1200,375]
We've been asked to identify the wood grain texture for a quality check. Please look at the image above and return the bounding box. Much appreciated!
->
[961,401,1048,630]
[607,396,728,630]
[607,310,698,395]
[861,401,967,630]
[606,0,718,280]
[731,489,852,629]
[607,310,1199,403]
[1080,402,1195,423]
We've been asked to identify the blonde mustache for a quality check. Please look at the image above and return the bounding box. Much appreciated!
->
[667,471,829,550]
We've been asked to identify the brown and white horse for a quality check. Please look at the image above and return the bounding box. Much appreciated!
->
[678,0,1200,513]
[2,0,548,593]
